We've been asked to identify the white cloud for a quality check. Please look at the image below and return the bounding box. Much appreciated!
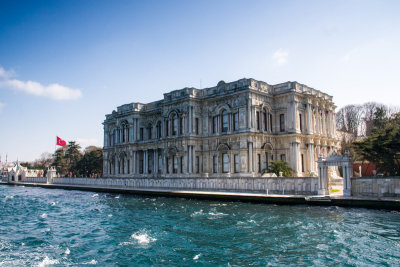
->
[0,79,82,100]
[0,66,15,79]
[0,65,82,100]
[0,102,5,113]
[272,48,289,66]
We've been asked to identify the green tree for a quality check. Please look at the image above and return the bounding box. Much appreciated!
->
[264,161,294,177]
[65,141,83,176]
[75,146,103,177]
[353,112,400,176]
[52,146,68,176]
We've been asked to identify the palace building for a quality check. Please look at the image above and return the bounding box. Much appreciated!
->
[103,78,338,178]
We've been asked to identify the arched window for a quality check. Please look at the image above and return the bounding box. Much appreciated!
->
[147,124,152,140]
[156,121,162,138]
[221,110,228,133]
[172,114,178,136]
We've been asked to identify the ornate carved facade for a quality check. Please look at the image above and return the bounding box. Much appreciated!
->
[103,78,338,178]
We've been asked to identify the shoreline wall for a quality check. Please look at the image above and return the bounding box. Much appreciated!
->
[22,176,318,195]
[352,177,400,198]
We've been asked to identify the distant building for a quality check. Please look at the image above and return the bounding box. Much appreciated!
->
[103,78,338,178]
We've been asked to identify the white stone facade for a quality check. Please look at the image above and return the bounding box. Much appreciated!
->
[103,78,338,178]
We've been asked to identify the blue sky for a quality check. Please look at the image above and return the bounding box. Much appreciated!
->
[1,0,399,162]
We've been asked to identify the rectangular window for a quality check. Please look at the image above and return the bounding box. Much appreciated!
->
[173,156,178,173]
[280,114,285,132]
[269,114,273,132]
[180,156,184,173]
[299,114,303,132]
[165,120,169,136]
[234,154,239,173]
[148,153,152,174]
[264,112,268,131]
[301,154,304,173]
[127,160,130,174]
[213,155,218,173]
[280,154,286,162]
[139,158,143,174]
[166,158,170,174]
[158,153,162,173]
[140,128,144,140]
[213,116,218,134]
[127,128,130,142]
[195,156,200,173]
[257,154,261,173]
[222,113,228,132]
[233,112,239,131]
[179,118,183,135]
[256,111,260,130]
[148,127,152,140]
[173,118,178,136]
[222,153,229,173]
[265,152,269,170]
[195,118,199,135]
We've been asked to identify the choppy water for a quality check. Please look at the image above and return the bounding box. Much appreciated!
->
[0,185,400,266]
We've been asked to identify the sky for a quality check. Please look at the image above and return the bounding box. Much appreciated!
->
[0,0,399,162]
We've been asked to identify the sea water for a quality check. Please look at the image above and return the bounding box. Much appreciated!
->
[0,185,399,266]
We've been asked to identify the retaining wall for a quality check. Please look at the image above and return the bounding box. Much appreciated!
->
[352,177,400,198]
[35,176,319,195]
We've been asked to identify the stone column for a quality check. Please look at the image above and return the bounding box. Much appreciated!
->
[188,145,193,174]
[154,150,158,174]
[115,156,118,176]
[163,151,167,174]
[292,101,297,133]
[132,151,136,175]
[188,106,192,134]
[306,103,312,134]
[291,142,299,174]
[248,98,252,129]
[248,142,253,173]
[307,143,314,173]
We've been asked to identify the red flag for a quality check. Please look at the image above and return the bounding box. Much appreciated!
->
[56,136,67,146]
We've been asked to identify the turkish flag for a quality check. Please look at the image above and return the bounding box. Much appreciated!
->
[56,136,67,146]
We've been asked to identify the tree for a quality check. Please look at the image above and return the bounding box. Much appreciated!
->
[52,146,68,176]
[336,104,364,137]
[75,146,103,177]
[353,112,400,176]
[264,161,293,177]
[65,141,83,176]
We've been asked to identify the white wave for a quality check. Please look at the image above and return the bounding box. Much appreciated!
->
[85,259,97,265]
[40,213,47,218]
[191,210,204,217]
[65,248,70,255]
[37,256,59,267]
[92,194,99,197]
[119,241,133,246]
[108,214,113,217]
[131,230,156,245]
[208,212,228,217]
[193,253,201,260]
[115,195,120,199]
[3,195,14,202]
[50,202,56,206]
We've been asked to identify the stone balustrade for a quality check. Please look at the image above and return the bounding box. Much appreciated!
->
[352,177,400,198]
[22,176,318,195]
